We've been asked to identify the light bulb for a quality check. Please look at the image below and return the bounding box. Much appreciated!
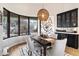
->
[42,13,45,18]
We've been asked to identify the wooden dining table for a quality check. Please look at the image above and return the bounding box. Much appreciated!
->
[31,36,55,56]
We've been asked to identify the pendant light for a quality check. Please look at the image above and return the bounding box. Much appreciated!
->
[37,4,49,21]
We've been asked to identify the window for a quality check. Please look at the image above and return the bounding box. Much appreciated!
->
[3,9,8,39]
[20,16,28,35]
[10,13,18,37]
[3,8,38,39]
[30,18,38,35]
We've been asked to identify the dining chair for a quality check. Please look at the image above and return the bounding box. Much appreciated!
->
[47,38,67,56]
[26,36,42,56]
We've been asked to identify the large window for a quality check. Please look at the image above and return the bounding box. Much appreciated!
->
[3,9,8,39]
[20,16,28,35]
[10,13,18,37]
[30,18,38,35]
[3,8,38,39]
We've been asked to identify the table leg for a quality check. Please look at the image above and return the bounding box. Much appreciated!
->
[40,48,42,56]
[43,47,46,56]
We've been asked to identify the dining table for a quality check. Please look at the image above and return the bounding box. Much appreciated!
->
[31,36,55,56]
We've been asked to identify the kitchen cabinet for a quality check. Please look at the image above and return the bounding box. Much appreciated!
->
[67,34,78,49]
[57,14,62,27]
[65,12,71,27]
[55,31,79,49]
[71,9,78,27]
[57,8,78,27]
[61,13,66,27]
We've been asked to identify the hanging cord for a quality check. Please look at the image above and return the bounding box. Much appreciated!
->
[42,0,48,9]
[42,0,46,9]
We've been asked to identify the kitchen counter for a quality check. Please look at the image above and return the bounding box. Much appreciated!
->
[55,32,79,35]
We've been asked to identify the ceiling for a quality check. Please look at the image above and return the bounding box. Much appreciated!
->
[1,3,79,16]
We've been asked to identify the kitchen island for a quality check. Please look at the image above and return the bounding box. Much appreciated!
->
[55,31,79,49]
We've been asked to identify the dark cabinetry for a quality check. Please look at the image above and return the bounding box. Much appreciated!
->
[67,34,78,49]
[71,9,78,27]
[65,12,71,27]
[61,13,66,27]
[57,14,62,27]
[57,8,78,27]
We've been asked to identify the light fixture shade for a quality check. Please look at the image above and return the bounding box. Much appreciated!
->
[37,9,49,21]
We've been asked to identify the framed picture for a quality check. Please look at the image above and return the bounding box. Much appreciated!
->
[0,11,2,25]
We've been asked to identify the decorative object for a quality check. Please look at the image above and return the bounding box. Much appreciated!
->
[37,9,49,21]
[43,18,52,32]
[41,17,53,36]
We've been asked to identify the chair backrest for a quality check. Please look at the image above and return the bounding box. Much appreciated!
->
[47,38,67,56]
[26,36,35,52]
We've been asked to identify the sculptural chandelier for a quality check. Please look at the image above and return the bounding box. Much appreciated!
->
[37,8,49,21]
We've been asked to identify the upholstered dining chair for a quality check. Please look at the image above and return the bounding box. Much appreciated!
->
[47,38,67,56]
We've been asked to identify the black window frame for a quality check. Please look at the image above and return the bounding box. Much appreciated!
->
[3,8,39,39]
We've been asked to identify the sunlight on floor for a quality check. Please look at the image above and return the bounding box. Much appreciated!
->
[65,47,79,56]
[8,43,26,56]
